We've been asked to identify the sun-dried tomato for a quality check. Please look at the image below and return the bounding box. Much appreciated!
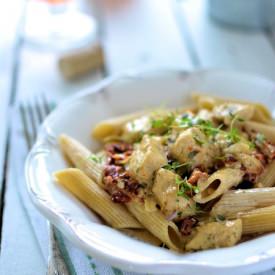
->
[188,168,208,185]
[179,217,198,236]
[105,142,133,155]
[111,191,131,203]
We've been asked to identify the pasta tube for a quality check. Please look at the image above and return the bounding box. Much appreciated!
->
[59,134,103,186]
[54,168,142,229]
[126,201,182,251]
[244,121,275,143]
[257,160,275,188]
[92,110,146,141]
[120,229,162,246]
[239,205,275,234]
[211,188,275,218]
[194,168,243,204]
[192,93,272,123]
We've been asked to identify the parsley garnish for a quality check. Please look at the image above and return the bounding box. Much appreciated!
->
[214,155,226,161]
[175,176,199,199]
[225,114,242,143]
[226,127,241,143]
[188,150,198,159]
[178,114,194,128]
[163,161,191,171]
[151,113,175,129]
[215,214,226,222]
[249,141,256,149]
[193,135,205,145]
[197,119,222,136]
[88,154,103,164]
[177,211,183,217]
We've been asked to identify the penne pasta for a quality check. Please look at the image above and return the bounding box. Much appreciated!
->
[120,229,162,246]
[192,93,272,123]
[244,121,275,143]
[239,205,275,235]
[55,93,275,252]
[257,160,275,188]
[126,202,182,251]
[194,168,243,204]
[59,134,103,186]
[54,168,143,229]
[211,188,275,218]
[92,110,146,141]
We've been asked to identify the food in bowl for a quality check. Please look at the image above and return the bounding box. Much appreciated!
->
[54,93,275,252]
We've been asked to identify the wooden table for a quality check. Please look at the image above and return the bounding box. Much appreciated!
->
[0,0,275,274]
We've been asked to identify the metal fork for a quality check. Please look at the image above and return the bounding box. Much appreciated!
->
[19,95,69,275]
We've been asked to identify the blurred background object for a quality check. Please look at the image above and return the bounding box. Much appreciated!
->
[58,43,104,79]
[209,0,275,29]
[24,0,98,51]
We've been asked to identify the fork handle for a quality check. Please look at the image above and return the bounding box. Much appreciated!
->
[47,224,69,275]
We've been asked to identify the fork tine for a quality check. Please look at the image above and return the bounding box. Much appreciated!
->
[34,97,44,124]
[19,103,32,150]
[27,100,40,142]
[20,95,55,151]
[41,94,51,115]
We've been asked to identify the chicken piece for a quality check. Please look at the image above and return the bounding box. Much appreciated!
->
[224,142,252,155]
[170,127,217,170]
[224,142,264,176]
[213,103,254,125]
[128,135,167,185]
[152,168,196,220]
[185,219,242,251]
[238,154,264,175]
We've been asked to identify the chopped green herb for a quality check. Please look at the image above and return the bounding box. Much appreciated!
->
[130,121,136,130]
[163,161,191,171]
[193,186,200,194]
[151,119,164,128]
[177,211,183,217]
[226,127,241,143]
[214,155,226,161]
[249,141,256,149]
[175,176,198,199]
[178,115,193,128]
[88,154,103,164]
[225,114,243,144]
[188,150,198,159]
[197,119,221,136]
[256,133,266,144]
[215,214,226,222]
[151,113,175,130]
[193,135,204,146]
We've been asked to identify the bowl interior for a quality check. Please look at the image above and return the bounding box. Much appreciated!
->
[26,69,275,273]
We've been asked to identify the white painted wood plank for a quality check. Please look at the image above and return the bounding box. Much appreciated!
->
[0,0,24,201]
[175,0,275,80]
[17,48,102,102]
[101,0,194,73]
[0,188,46,275]
[0,121,46,274]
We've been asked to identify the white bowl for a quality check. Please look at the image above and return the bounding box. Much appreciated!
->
[25,69,275,275]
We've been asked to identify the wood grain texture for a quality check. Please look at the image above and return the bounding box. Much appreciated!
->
[100,0,194,72]
[174,0,275,80]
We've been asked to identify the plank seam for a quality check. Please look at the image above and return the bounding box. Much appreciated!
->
[171,0,201,68]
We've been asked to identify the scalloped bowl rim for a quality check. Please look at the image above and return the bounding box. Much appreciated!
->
[25,68,275,274]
